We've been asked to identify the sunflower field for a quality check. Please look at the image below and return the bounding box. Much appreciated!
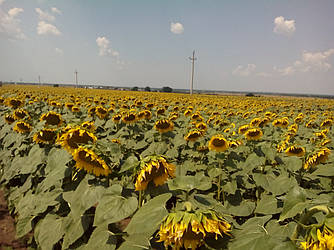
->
[0,84,334,250]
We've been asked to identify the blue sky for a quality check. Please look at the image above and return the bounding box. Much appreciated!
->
[1,0,334,95]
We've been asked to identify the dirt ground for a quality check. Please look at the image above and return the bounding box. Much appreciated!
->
[0,189,28,250]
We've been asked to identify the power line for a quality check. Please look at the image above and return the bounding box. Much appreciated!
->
[188,50,197,95]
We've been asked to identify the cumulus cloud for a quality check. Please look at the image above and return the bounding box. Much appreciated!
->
[37,21,61,35]
[170,22,184,34]
[275,49,334,76]
[0,6,26,40]
[273,16,296,35]
[96,36,124,65]
[55,47,63,55]
[232,64,256,76]
[35,8,55,22]
[51,7,62,15]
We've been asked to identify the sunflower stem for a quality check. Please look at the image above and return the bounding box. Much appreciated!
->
[138,190,143,208]
[217,173,222,202]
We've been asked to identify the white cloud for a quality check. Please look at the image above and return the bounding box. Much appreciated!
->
[0,7,26,40]
[256,72,272,77]
[96,36,119,57]
[275,49,334,76]
[55,47,63,55]
[232,64,256,76]
[37,21,61,35]
[0,0,6,5]
[51,7,61,15]
[35,8,55,22]
[273,16,296,35]
[170,22,184,34]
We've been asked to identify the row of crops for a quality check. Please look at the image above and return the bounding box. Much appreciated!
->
[0,84,333,249]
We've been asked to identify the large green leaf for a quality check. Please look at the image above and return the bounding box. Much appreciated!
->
[119,155,140,173]
[78,225,116,250]
[255,194,282,215]
[123,193,171,248]
[225,200,256,216]
[34,214,64,250]
[279,186,309,221]
[168,175,212,192]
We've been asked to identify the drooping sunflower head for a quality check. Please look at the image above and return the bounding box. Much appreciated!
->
[88,106,96,117]
[95,106,108,119]
[71,106,80,112]
[122,112,137,124]
[72,146,111,177]
[244,128,263,141]
[65,102,74,110]
[40,111,63,127]
[208,135,229,152]
[57,127,97,153]
[81,121,96,132]
[157,210,231,249]
[4,114,15,124]
[229,140,243,149]
[300,225,334,250]
[184,130,203,142]
[304,148,331,170]
[13,121,32,133]
[250,117,261,127]
[156,107,166,116]
[184,109,192,117]
[196,122,208,132]
[135,156,176,191]
[285,145,306,157]
[154,119,174,133]
[33,128,57,144]
[143,110,152,120]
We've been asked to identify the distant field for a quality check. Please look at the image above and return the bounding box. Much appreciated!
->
[0,84,333,249]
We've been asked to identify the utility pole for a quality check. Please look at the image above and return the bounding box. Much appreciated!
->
[188,50,197,95]
[74,70,78,88]
[38,75,41,85]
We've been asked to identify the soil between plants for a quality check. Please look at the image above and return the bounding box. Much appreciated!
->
[0,189,28,250]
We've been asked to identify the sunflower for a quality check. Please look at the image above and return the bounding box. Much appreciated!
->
[40,111,63,127]
[154,119,174,133]
[238,124,250,134]
[112,114,122,123]
[320,119,333,128]
[306,119,318,128]
[191,113,203,121]
[285,145,306,157]
[57,127,97,153]
[157,210,231,249]
[321,139,331,147]
[65,102,74,110]
[122,112,137,124]
[258,117,270,127]
[156,107,165,116]
[304,148,331,170]
[88,107,96,117]
[95,106,108,119]
[6,98,24,109]
[135,156,175,191]
[137,111,146,120]
[81,121,96,132]
[72,146,111,177]
[250,117,261,127]
[184,109,192,117]
[208,135,229,152]
[277,141,288,153]
[71,106,80,112]
[229,140,243,148]
[184,130,203,142]
[13,109,29,120]
[169,112,179,121]
[300,226,334,250]
[272,117,289,128]
[4,114,15,124]
[33,128,57,144]
[196,122,208,132]
[244,128,263,141]
[13,121,32,133]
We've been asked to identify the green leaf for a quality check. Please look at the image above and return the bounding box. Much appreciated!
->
[312,165,334,177]
[94,195,137,226]
[125,193,171,246]
[279,186,309,221]
[16,216,33,238]
[255,194,282,215]
[20,145,44,174]
[79,226,116,250]
[119,155,140,173]
[283,156,303,172]
[34,214,64,250]
[225,200,256,216]
[168,175,212,192]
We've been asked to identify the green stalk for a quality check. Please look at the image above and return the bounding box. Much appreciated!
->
[217,173,222,202]
[138,190,143,208]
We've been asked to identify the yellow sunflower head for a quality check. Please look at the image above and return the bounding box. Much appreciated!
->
[157,210,231,249]
[184,130,203,142]
[33,128,57,144]
[122,112,137,124]
[154,119,174,133]
[244,128,263,141]
[13,109,29,120]
[285,145,306,157]
[95,106,108,119]
[304,148,331,170]
[13,121,32,133]
[40,111,63,127]
[81,121,96,132]
[4,114,16,124]
[208,135,229,152]
[112,114,122,123]
[320,119,333,128]
[72,146,111,177]
[238,124,250,134]
[6,98,24,109]
[57,127,97,153]
[135,156,176,191]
